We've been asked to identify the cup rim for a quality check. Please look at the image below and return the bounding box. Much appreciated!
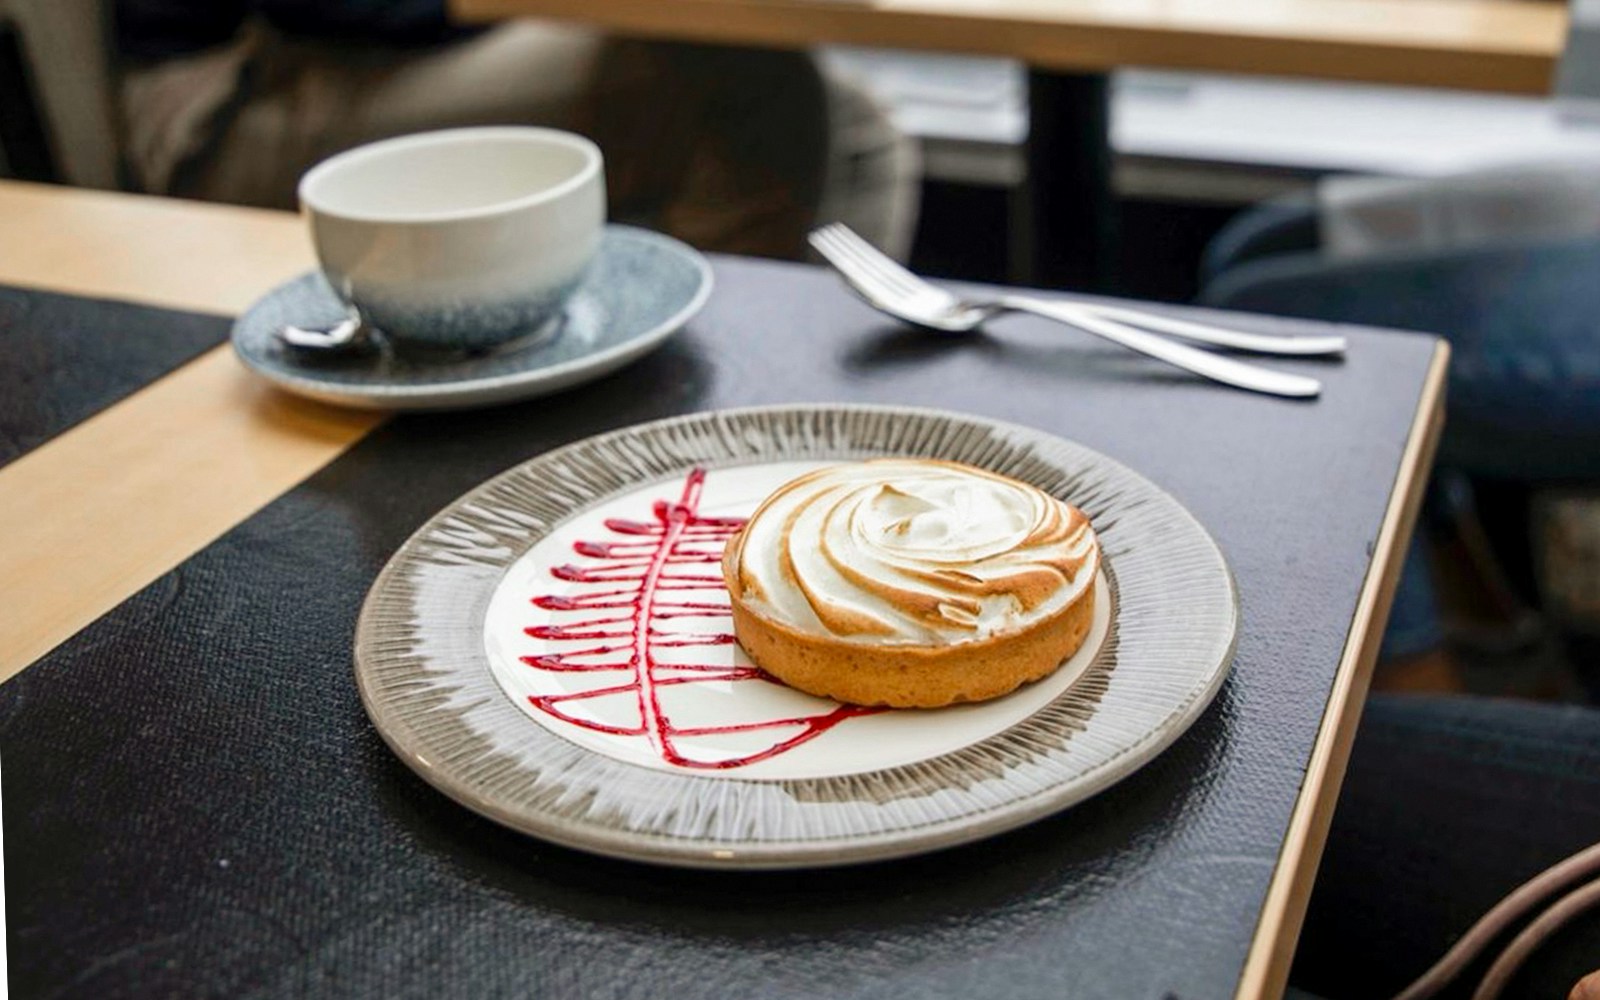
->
[298,126,603,225]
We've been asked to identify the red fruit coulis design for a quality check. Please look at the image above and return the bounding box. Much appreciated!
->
[523,467,879,769]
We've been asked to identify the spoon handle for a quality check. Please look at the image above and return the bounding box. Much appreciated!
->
[1002,296,1322,399]
[277,316,368,353]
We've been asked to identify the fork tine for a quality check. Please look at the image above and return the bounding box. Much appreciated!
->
[810,228,903,304]
[810,224,879,282]
[808,224,855,263]
[809,224,861,266]
[809,223,860,258]
[818,224,925,298]
[811,226,898,296]
[819,225,921,292]
[823,224,915,280]
[809,227,873,285]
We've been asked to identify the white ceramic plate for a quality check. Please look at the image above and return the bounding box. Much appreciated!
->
[354,405,1238,867]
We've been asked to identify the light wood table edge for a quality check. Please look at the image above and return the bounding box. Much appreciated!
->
[1234,339,1451,1000]
[453,0,1562,94]
[0,181,313,317]
[0,183,384,683]
[0,347,386,682]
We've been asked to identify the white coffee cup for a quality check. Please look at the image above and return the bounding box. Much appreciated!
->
[298,126,605,352]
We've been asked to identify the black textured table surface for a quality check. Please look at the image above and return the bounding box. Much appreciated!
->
[2,258,1439,1000]
[0,285,227,466]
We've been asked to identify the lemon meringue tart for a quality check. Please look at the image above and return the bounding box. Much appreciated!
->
[721,459,1100,708]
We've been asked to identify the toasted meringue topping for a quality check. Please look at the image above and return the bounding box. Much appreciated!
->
[728,459,1098,644]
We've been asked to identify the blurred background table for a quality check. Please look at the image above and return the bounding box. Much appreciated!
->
[451,0,1567,289]
[453,0,1565,90]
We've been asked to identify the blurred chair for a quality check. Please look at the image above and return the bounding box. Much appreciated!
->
[1201,169,1600,691]
[0,0,120,188]
[0,1,918,260]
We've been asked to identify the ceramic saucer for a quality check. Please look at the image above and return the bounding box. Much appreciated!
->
[231,225,712,410]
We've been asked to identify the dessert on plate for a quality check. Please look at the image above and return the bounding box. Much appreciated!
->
[721,458,1100,708]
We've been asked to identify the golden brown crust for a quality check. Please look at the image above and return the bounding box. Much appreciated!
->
[722,536,1096,708]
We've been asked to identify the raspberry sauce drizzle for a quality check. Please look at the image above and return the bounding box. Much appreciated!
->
[523,468,878,770]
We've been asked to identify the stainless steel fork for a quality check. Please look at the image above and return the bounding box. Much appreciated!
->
[809,223,1333,398]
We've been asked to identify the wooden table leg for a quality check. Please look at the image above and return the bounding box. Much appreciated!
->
[1023,68,1117,292]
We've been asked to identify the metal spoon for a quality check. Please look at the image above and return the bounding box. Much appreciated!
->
[276,315,373,354]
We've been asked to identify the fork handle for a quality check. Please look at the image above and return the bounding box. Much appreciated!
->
[1084,304,1347,357]
[1002,296,1322,399]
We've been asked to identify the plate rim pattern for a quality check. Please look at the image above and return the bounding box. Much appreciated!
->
[354,403,1239,868]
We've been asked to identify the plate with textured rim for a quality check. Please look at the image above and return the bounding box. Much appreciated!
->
[354,404,1238,868]
[231,225,712,410]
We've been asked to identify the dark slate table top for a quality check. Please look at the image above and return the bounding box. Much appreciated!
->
[1,256,1443,1000]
